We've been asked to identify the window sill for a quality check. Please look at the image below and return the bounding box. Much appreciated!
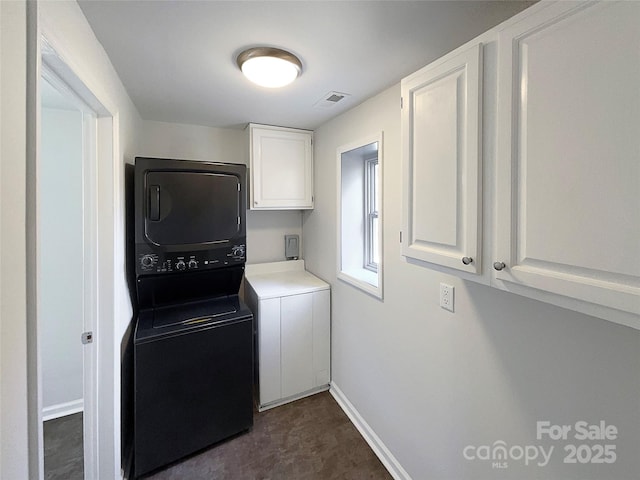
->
[338,268,382,300]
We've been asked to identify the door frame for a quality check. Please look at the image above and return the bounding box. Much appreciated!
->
[39,64,99,479]
[30,29,120,479]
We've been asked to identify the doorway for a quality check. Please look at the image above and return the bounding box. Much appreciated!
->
[32,26,120,477]
[38,62,99,479]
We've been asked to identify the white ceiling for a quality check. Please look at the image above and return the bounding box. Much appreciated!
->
[78,0,534,130]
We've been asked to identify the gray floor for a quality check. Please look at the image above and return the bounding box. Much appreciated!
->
[44,412,84,480]
[43,394,391,479]
[144,392,392,479]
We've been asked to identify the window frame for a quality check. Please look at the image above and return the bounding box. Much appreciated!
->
[336,132,383,300]
[364,155,378,273]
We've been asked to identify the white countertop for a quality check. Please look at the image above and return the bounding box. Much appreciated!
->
[244,260,329,299]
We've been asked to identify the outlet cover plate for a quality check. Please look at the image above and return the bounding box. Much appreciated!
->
[440,283,454,312]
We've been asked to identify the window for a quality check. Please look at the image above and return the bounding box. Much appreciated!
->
[337,133,383,299]
[364,156,379,272]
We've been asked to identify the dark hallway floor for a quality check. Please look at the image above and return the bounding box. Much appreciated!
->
[44,412,84,480]
[143,391,393,480]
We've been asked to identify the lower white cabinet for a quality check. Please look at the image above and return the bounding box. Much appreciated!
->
[244,261,330,411]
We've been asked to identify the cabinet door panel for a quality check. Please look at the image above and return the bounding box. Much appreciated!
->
[280,293,313,398]
[250,126,313,209]
[496,1,640,318]
[258,298,281,405]
[412,75,458,246]
[402,43,482,274]
[312,290,330,387]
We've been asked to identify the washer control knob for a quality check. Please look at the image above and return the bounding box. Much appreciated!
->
[176,260,186,271]
[140,255,154,268]
[188,259,198,269]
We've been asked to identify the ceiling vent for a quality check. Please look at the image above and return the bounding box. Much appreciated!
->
[314,91,351,108]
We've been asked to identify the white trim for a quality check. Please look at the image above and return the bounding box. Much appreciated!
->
[81,105,98,480]
[337,270,380,298]
[106,112,122,480]
[258,385,329,412]
[330,382,411,480]
[26,2,43,478]
[42,400,84,422]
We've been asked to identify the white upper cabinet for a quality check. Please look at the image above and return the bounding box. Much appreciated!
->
[399,1,640,328]
[248,123,313,210]
[494,1,640,326]
[401,43,483,276]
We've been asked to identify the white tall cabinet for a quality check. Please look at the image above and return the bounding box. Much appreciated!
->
[401,1,640,329]
[244,261,330,411]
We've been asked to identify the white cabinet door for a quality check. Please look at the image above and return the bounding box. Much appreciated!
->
[258,298,282,406]
[401,43,482,275]
[280,293,314,398]
[249,124,314,210]
[312,289,330,387]
[495,1,640,322]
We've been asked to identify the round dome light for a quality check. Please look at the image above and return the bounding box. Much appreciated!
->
[237,47,302,88]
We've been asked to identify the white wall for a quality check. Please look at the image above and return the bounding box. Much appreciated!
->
[40,107,84,416]
[138,120,304,264]
[0,2,30,477]
[304,49,640,480]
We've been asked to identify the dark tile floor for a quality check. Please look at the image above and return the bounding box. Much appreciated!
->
[44,412,84,480]
[144,392,392,480]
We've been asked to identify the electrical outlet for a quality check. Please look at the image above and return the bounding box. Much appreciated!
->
[440,283,454,312]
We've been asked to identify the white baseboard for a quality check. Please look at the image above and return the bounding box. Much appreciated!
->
[258,384,330,412]
[330,382,412,480]
[42,399,83,421]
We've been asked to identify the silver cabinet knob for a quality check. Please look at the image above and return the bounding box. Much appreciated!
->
[493,261,506,271]
[461,256,473,265]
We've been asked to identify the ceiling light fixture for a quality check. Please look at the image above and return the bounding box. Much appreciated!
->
[237,47,302,88]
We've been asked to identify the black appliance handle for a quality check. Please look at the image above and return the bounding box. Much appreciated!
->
[148,185,160,221]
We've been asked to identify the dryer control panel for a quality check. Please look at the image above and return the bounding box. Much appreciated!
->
[136,244,246,276]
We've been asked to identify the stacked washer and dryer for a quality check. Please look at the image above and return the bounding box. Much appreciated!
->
[132,157,253,477]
